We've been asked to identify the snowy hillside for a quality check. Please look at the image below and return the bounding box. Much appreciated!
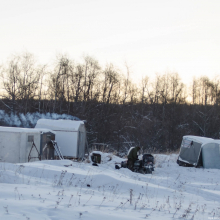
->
[0,154,220,220]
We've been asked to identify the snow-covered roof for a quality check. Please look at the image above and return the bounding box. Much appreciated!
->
[35,119,84,131]
[183,135,219,146]
[0,126,42,134]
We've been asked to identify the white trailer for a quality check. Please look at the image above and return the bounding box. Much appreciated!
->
[0,126,55,163]
[35,119,86,159]
[177,135,220,169]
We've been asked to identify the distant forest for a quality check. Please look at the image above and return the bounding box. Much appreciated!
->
[0,52,220,154]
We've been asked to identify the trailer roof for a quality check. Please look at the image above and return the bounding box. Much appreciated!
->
[35,119,84,131]
[0,126,52,134]
[183,135,220,146]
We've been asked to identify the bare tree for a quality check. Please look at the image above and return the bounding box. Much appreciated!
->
[102,63,120,104]
[122,62,130,104]
[50,55,70,113]
[69,64,83,103]
[0,56,20,112]
[82,56,100,101]
[0,52,40,113]
[140,76,149,104]
[19,52,40,113]
[147,73,160,104]
[212,76,220,105]
[169,72,185,103]
[37,64,48,113]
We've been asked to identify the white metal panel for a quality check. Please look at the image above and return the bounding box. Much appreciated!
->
[32,133,41,162]
[0,127,42,163]
[20,133,41,163]
[0,132,21,163]
[202,143,220,169]
[78,131,86,158]
[54,131,78,157]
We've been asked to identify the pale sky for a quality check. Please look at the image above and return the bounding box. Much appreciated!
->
[1,0,220,84]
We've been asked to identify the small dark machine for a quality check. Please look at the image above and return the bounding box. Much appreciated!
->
[91,153,101,164]
[121,154,155,174]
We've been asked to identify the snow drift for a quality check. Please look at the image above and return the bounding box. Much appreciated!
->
[0,153,220,220]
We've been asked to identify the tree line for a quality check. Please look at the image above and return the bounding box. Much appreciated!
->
[0,52,220,154]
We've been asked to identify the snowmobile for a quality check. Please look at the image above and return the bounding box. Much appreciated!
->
[121,154,154,174]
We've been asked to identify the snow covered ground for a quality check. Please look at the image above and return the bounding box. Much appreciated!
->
[0,153,220,220]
